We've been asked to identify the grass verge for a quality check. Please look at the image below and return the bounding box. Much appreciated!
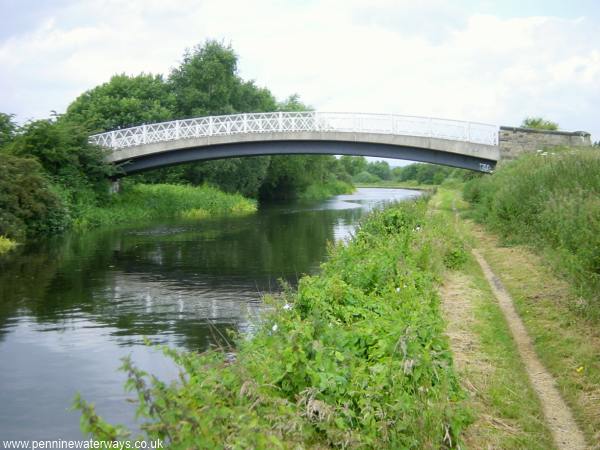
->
[75,198,472,448]
[72,183,257,230]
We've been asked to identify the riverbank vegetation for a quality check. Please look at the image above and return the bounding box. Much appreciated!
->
[76,198,474,448]
[463,148,600,319]
[73,183,257,230]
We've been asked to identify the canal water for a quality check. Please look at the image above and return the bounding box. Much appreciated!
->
[0,188,419,441]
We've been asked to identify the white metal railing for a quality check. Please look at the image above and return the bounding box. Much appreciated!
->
[89,111,499,150]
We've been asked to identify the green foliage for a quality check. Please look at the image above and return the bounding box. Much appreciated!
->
[177,157,271,198]
[169,40,277,117]
[260,155,348,200]
[0,235,17,254]
[340,156,368,177]
[352,170,381,183]
[392,163,466,185]
[0,153,68,239]
[520,117,559,131]
[64,74,175,132]
[7,118,113,191]
[76,200,470,448]
[298,179,354,201]
[0,113,17,148]
[365,160,391,180]
[442,241,468,269]
[464,148,600,316]
[73,183,257,229]
[277,94,313,112]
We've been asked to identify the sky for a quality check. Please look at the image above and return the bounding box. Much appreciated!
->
[1,0,599,142]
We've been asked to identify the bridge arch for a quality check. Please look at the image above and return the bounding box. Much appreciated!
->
[89,112,500,175]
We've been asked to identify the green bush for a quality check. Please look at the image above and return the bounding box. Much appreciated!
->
[7,118,112,192]
[464,148,600,316]
[76,199,469,448]
[0,153,68,239]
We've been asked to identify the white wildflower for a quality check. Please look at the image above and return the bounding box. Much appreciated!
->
[395,287,401,293]
[283,303,292,310]
[272,324,278,332]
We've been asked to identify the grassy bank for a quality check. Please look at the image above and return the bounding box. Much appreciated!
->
[73,183,257,230]
[464,148,600,319]
[298,179,354,201]
[0,236,16,255]
[76,198,472,448]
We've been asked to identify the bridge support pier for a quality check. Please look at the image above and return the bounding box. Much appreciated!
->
[109,179,121,194]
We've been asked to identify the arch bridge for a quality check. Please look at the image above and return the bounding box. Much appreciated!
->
[89,112,500,174]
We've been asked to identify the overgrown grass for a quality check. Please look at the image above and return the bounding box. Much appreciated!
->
[463,148,600,318]
[75,199,472,448]
[298,179,354,201]
[0,235,17,254]
[72,183,257,230]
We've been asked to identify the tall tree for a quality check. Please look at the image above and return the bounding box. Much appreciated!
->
[169,40,277,116]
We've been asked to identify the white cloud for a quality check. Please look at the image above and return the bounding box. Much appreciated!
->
[1,0,599,140]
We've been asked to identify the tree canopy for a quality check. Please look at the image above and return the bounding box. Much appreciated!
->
[169,41,277,117]
[64,73,175,132]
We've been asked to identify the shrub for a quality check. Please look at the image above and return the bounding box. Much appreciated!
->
[0,153,68,239]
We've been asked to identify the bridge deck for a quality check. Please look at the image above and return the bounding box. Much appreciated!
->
[89,112,500,174]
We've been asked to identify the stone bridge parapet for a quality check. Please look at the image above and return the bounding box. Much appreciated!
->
[499,126,592,160]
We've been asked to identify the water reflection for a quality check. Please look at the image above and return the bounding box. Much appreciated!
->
[0,188,419,440]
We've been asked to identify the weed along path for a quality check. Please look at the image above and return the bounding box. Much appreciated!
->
[472,249,587,449]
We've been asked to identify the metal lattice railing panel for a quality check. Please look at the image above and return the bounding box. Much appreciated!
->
[89,111,499,151]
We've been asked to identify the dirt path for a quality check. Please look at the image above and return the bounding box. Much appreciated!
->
[472,249,587,450]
